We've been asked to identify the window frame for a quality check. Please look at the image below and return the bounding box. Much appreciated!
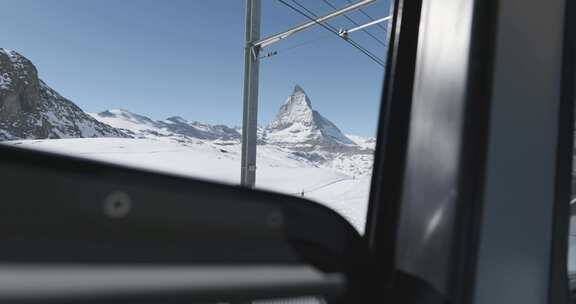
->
[550,0,576,302]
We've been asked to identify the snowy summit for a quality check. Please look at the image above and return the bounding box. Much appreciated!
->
[266,85,355,148]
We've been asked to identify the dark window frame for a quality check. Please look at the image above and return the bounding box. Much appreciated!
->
[550,0,576,302]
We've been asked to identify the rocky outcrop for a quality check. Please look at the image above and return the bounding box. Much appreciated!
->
[0,48,127,140]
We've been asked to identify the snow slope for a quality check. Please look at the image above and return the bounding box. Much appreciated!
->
[4,138,370,232]
[346,134,377,150]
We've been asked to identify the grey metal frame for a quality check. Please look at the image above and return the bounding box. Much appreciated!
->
[473,0,569,303]
[367,0,573,303]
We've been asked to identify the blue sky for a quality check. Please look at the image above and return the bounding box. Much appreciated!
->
[1,0,391,136]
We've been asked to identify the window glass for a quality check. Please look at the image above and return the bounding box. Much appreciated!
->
[0,0,391,233]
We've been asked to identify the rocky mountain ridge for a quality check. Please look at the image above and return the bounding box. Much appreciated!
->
[0,48,126,140]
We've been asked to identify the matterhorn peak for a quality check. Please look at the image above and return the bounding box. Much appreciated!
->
[289,84,312,108]
[268,85,315,130]
[293,84,306,94]
[266,85,355,147]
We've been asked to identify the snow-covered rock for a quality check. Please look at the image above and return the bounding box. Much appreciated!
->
[92,109,168,137]
[0,48,127,140]
[346,134,377,150]
[90,109,241,142]
[161,117,240,141]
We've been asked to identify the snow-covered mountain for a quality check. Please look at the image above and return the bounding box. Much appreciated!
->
[261,85,374,174]
[266,85,355,149]
[86,86,375,176]
[0,48,127,140]
[165,117,240,141]
[90,109,240,143]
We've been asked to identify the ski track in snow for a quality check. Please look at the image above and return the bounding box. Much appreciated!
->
[3,138,370,233]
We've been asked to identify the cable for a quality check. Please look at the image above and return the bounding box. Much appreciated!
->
[319,0,386,46]
[344,0,388,32]
[276,0,385,67]
[288,0,339,31]
[286,0,385,66]
[260,34,334,59]
[275,33,334,53]
[282,0,385,65]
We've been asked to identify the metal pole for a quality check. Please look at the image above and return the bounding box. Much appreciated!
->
[241,0,261,188]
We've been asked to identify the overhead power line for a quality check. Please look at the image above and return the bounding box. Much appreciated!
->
[271,34,333,57]
[344,0,388,32]
[319,0,386,46]
[256,0,376,48]
[276,0,385,67]
[287,0,341,33]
